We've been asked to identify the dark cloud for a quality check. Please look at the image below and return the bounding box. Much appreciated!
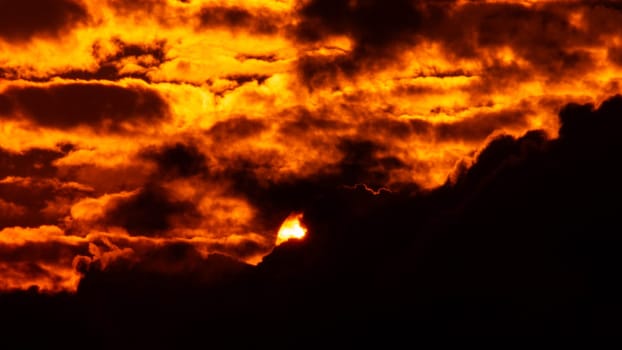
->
[141,142,208,179]
[0,83,169,131]
[103,183,200,236]
[294,0,424,48]
[437,2,594,77]
[337,139,407,187]
[435,108,530,141]
[4,0,622,340]
[207,117,267,143]
[296,54,351,88]
[0,241,88,265]
[292,0,444,86]
[0,0,89,43]
[0,93,11,114]
[355,108,529,143]
[87,242,250,282]
[4,93,622,340]
[242,93,622,336]
[0,146,68,179]
[465,61,534,95]
[293,1,620,88]
[0,176,91,228]
[608,46,622,67]
[235,53,279,63]
[210,136,410,234]
[358,118,415,140]
[277,109,348,137]
[0,199,26,227]
[198,6,282,35]
[0,145,84,228]
[582,2,622,38]
[209,239,269,262]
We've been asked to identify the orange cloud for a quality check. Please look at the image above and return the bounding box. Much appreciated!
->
[2,0,622,293]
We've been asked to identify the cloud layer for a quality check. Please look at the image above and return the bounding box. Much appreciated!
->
[1,0,622,316]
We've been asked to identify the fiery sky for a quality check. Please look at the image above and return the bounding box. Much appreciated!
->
[2,0,622,293]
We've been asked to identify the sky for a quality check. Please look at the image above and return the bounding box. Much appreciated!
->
[2,0,622,341]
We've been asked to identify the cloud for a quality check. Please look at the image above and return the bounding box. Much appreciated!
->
[0,145,90,229]
[291,0,618,90]
[0,0,89,43]
[0,82,170,131]
[102,183,200,236]
[235,53,279,63]
[141,142,208,179]
[1,92,622,339]
[0,225,87,292]
[248,93,622,335]
[197,6,283,35]
[292,0,446,85]
[59,39,169,82]
[356,108,530,143]
[207,117,267,143]
[294,0,425,49]
[3,0,622,339]
[0,145,69,178]
[337,139,407,187]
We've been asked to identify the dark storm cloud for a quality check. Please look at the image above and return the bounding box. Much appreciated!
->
[103,183,200,236]
[0,146,70,179]
[294,0,425,48]
[207,117,267,143]
[209,239,268,262]
[0,199,26,228]
[406,97,622,320]
[212,136,411,233]
[0,241,87,265]
[197,6,282,35]
[257,93,622,331]
[296,54,351,88]
[428,2,596,77]
[293,1,622,87]
[0,0,89,43]
[0,176,92,229]
[435,108,530,141]
[4,93,622,340]
[244,93,622,336]
[83,241,250,283]
[141,142,208,179]
[355,108,529,142]
[607,46,622,67]
[337,139,407,187]
[277,108,348,137]
[292,0,447,85]
[0,83,169,131]
[0,145,85,228]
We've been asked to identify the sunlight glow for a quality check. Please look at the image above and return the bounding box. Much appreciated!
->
[276,213,307,245]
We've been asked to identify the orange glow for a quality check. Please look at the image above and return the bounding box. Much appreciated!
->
[276,213,308,245]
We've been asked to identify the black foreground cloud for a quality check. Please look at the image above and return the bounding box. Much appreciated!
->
[3,93,622,345]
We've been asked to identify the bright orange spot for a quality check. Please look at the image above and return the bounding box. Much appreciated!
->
[276,213,307,245]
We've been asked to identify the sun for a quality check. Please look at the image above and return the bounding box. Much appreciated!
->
[276,213,308,245]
